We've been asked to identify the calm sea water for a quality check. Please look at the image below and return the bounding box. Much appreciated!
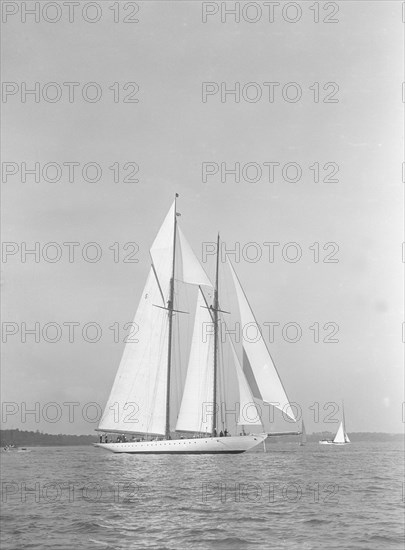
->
[1,441,403,550]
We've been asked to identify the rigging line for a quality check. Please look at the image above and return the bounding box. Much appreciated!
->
[199,285,215,322]
[151,262,165,305]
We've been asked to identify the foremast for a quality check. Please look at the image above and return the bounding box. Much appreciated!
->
[165,193,178,439]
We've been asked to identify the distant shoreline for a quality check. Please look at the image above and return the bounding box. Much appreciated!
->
[1,429,403,447]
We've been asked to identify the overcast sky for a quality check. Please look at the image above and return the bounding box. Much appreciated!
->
[1,1,403,434]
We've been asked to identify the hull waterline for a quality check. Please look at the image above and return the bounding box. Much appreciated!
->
[319,440,350,445]
[94,434,267,454]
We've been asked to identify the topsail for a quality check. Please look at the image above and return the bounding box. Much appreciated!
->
[178,227,212,288]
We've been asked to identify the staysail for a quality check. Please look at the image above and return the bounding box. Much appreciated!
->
[98,268,169,435]
[228,260,296,422]
[176,288,215,433]
[229,339,263,426]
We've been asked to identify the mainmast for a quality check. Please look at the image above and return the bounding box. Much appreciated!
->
[212,233,220,436]
[165,193,178,439]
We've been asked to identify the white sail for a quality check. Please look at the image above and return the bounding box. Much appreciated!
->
[229,340,262,426]
[300,419,307,445]
[228,260,296,421]
[176,288,214,433]
[150,202,175,300]
[342,402,350,442]
[333,421,345,443]
[178,227,212,287]
[98,268,169,435]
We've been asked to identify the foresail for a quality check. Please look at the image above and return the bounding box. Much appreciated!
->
[176,289,214,433]
[229,340,262,426]
[333,421,345,443]
[178,227,212,287]
[150,201,175,300]
[228,260,296,422]
[344,433,351,443]
[98,268,169,435]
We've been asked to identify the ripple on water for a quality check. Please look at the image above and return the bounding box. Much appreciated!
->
[1,442,403,550]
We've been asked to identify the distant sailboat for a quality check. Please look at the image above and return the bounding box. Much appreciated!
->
[95,197,298,454]
[299,419,307,446]
[319,402,351,445]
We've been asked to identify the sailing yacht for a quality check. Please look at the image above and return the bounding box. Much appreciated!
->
[319,403,351,445]
[95,197,298,454]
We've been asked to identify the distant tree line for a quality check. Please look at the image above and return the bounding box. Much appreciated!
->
[269,432,403,443]
[0,429,97,447]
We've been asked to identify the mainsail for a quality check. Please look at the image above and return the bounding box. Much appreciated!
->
[228,260,296,422]
[176,289,214,433]
[333,421,345,444]
[98,268,169,435]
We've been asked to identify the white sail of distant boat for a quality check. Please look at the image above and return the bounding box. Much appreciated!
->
[299,419,307,446]
[319,402,351,446]
[96,197,299,454]
[332,421,345,444]
[342,403,350,442]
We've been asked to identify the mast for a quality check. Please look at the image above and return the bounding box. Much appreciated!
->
[212,233,220,436]
[165,193,178,439]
